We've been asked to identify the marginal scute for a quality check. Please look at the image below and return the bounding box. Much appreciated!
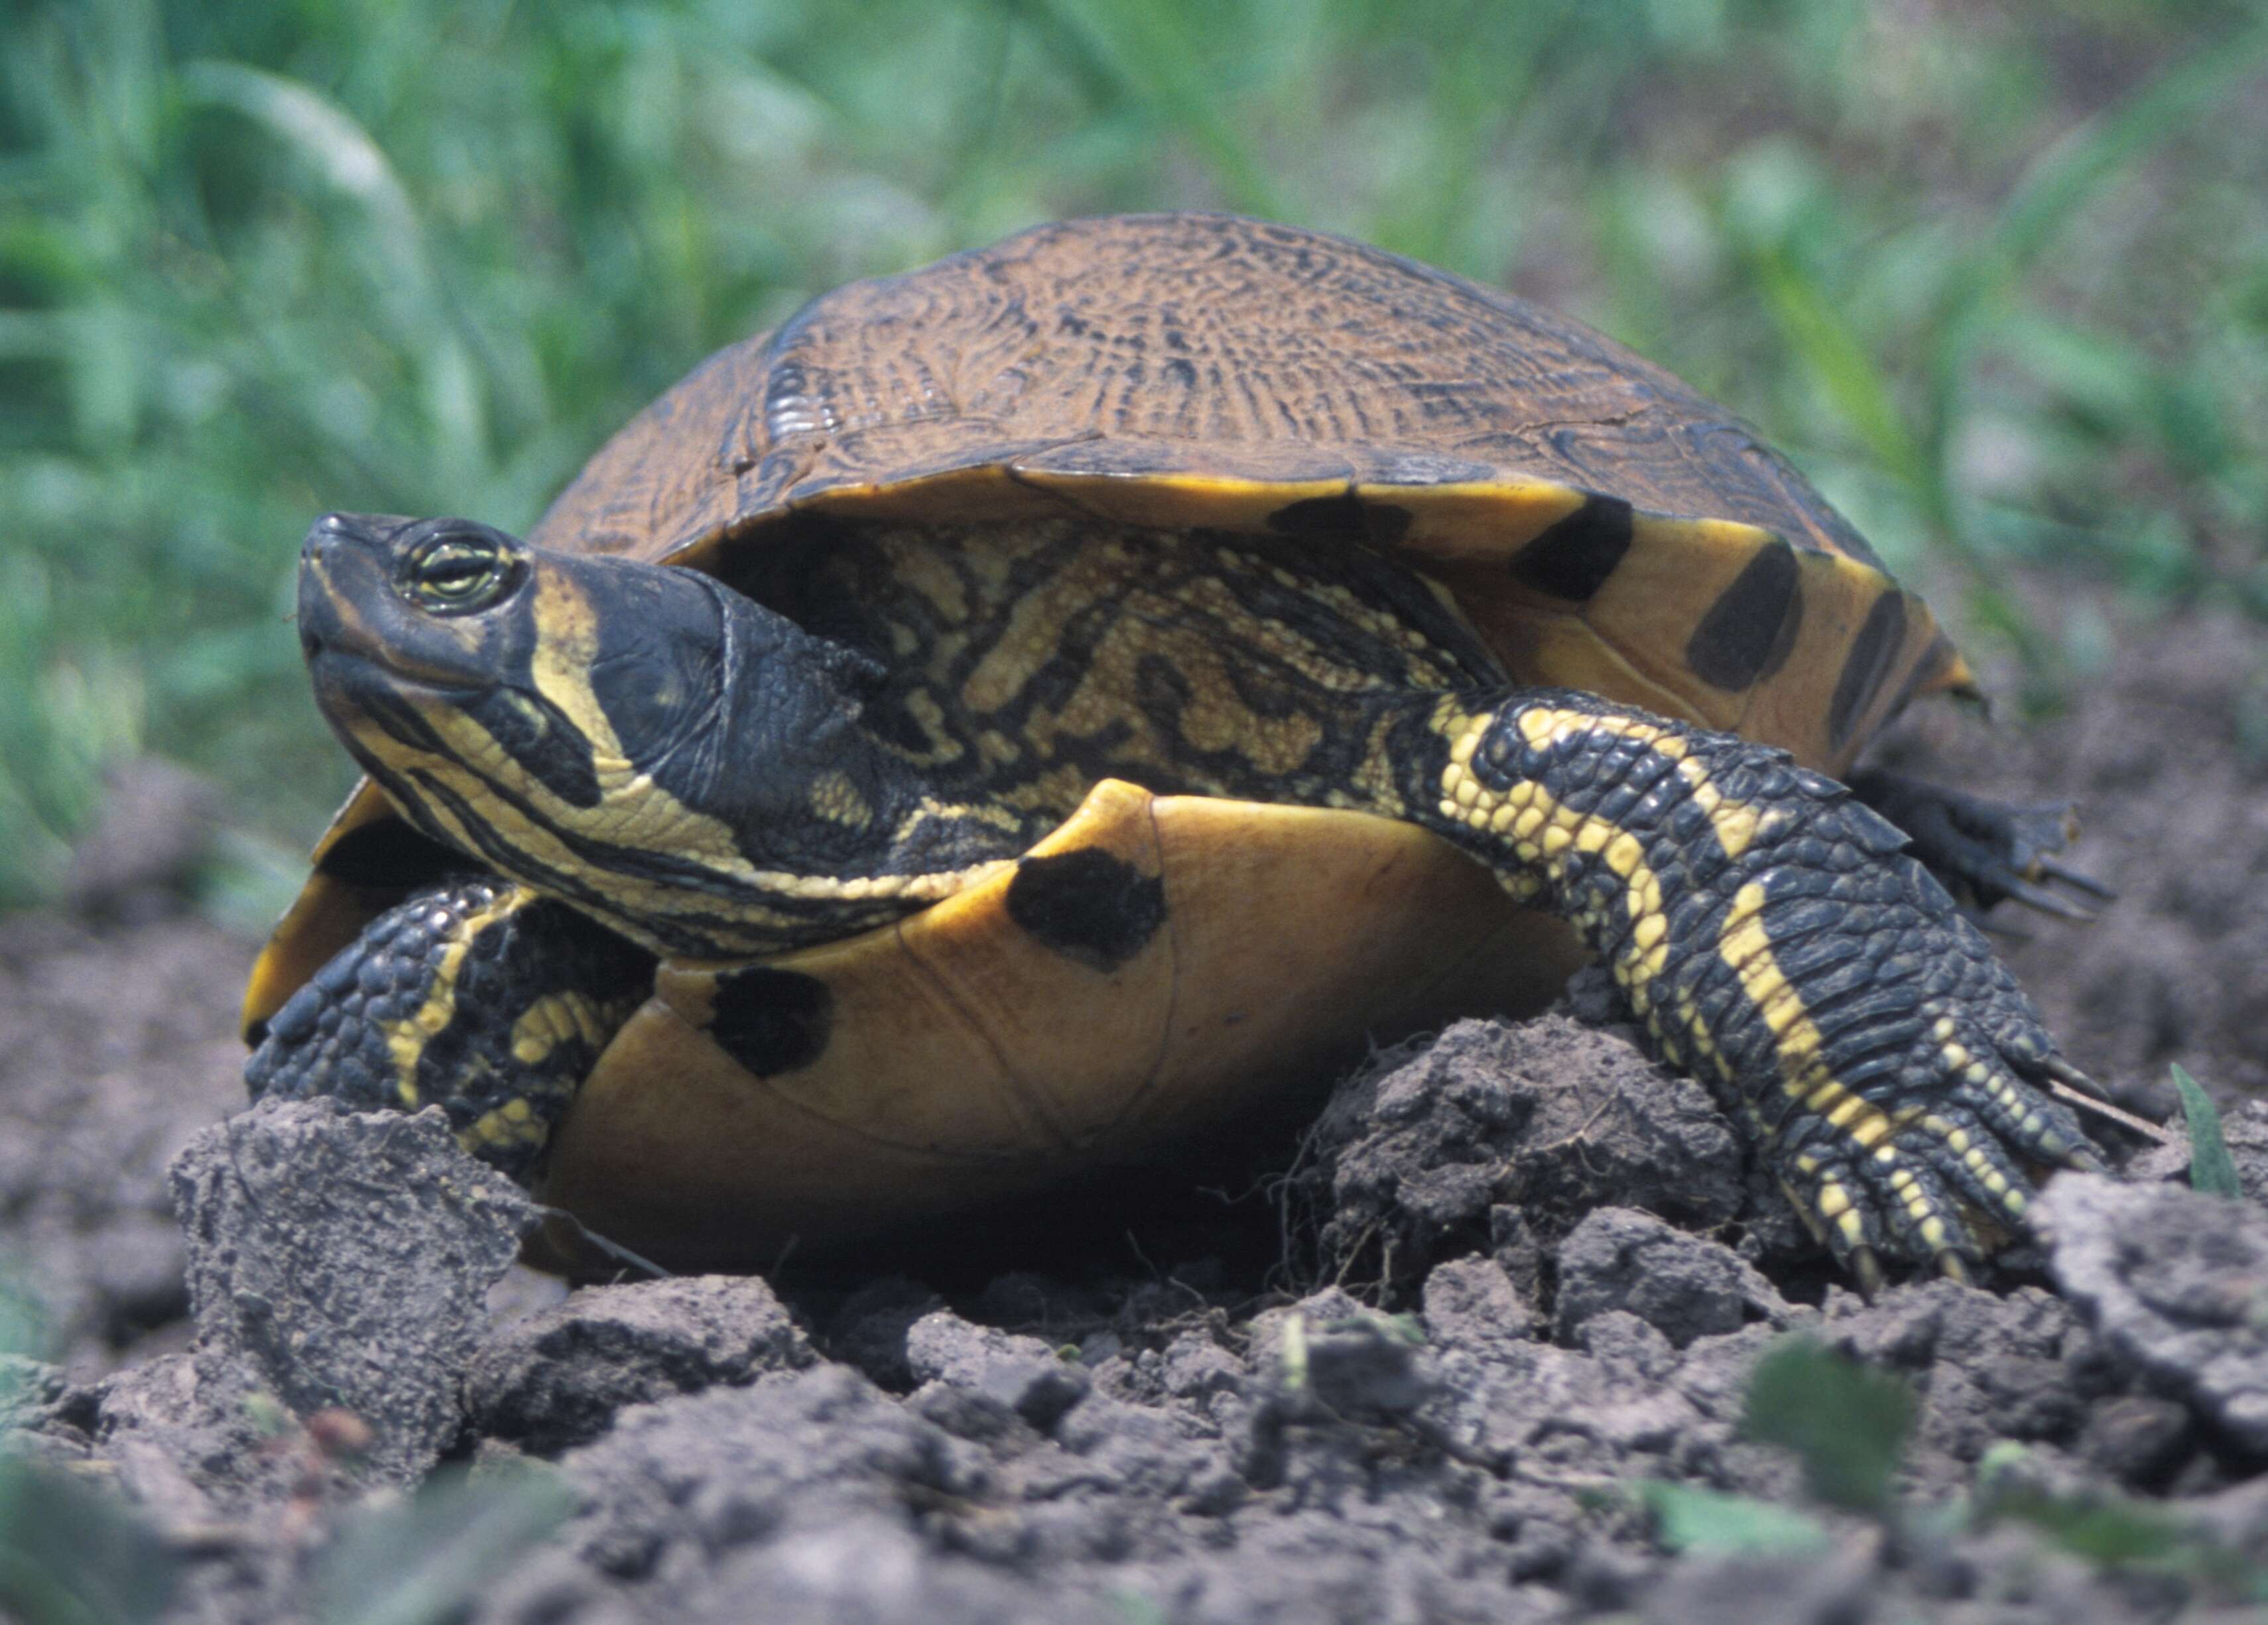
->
[1684,538,1802,692]
[1828,591,1910,753]
[1003,847,1168,974]
[1506,495,1635,601]
[1265,491,1415,547]
[1887,628,1970,719]
[707,965,834,1077]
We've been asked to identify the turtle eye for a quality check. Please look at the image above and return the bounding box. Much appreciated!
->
[401,531,519,614]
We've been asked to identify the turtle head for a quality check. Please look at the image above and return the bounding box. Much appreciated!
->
[297,511,730,810]
[296,512,937,957]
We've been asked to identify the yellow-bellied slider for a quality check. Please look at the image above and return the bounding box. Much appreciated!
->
[244,213,2104,1286]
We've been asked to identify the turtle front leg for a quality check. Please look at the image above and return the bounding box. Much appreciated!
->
[245,876,655,1181]
[1399,689,2106,1292]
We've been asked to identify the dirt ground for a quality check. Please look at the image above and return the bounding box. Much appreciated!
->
[3,589,2265,1622]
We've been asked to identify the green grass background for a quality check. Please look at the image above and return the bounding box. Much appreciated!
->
[5,0,2267,918]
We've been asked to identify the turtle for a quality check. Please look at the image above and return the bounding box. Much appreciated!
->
[242,211,2111,1290]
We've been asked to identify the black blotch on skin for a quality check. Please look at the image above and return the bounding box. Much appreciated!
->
[1828,592,1909,751]
[1266,491,1415,548]
[1507,495,1634,601]
[1005,847,1168,975]
[315,816,461,890]
[709,966,834,1076]
[467,688,603,808]
[1684,539,1804,691]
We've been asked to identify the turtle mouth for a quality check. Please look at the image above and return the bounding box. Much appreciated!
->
[296,556,375,668]
[306,644,476,720]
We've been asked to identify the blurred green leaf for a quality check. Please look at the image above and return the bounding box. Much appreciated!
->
[178,60,424,251]
[1105,1589,1172,1625]
[1993,1487,2190,1565]
[1976,15,2268,294]
[1926,15,2268,498]
[0,1270,47,1364]
[313,1465,575,1625]
[1739,1335,1915,1516]
[1975,1443,2243,1579]
[1024,0,1283,217]
[1751,243,1930,495]
[1637,1480,1831,1557]
[2171,1063,2241,1199]
[0,1459,180,1625]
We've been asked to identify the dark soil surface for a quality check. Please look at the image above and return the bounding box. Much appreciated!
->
[4,592,2266,1623]
[0,913,249,1381]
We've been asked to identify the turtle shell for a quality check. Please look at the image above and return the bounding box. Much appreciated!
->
[245,213,1976,1266]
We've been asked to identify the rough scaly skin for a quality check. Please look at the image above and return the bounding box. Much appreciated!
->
[1413,688,2103,1288]
[246,875,653,1179]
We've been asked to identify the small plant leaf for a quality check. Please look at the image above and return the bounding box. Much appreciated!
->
[0,1457,181,1625]
[1637,1480,1831,1556]
[1105,1588,1172,1625]
[0,1272,48,1365]
[2171,1065,2241,1199]
[1277,1312,1309,1394]
[1993,1487,2188,1565]
[1739,1335,1915,1515]
[1976,1451,2199,1568]
[313,1465,574,1625]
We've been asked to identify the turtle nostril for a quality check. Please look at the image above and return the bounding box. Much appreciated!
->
[304,512,370,560]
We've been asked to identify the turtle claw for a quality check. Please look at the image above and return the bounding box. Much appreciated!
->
[2035,1055,2175,1145]
[2041,1055,2110,1102]
[2038,855,2116,902]
[1768,1003,2108,1292]
[1995,874,2100,923]
[1847,770,2108,922]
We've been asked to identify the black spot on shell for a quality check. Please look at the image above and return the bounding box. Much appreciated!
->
[1005,848,1167,975]
[1828,592,1909,752]
[1507,495,1633,601]
[315,817,460,890]
[1885,629,1962,717]
[1684,539,1803,691]
[708,966,834,1077]
[1265,491,1415,548]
